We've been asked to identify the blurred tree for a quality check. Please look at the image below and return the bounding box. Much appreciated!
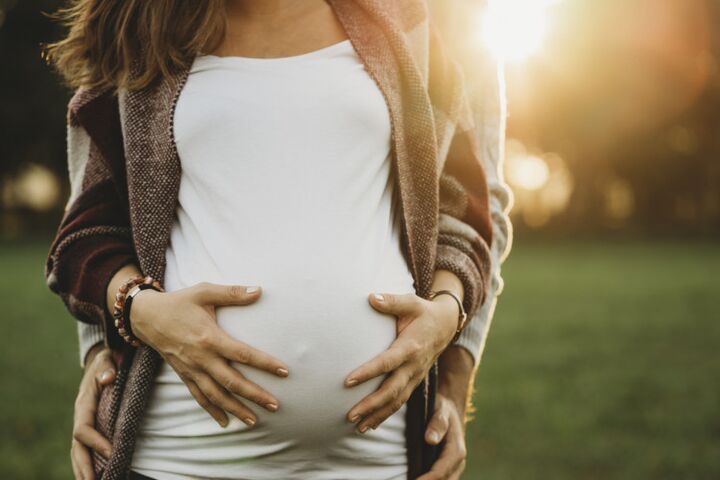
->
[502,0,720,233]
[0,0,67,181]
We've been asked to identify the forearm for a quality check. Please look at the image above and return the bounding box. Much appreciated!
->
[77,263,142,368]
[431,269,464,303]
[105,263,142,313]
[438,345,477,424]
[431,270,477,423]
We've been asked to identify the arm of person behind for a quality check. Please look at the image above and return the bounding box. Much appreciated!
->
[427,22,513,364]
[437,60,513,421]
[450,50,513,372]
[429,1,514,418]
[45,90,139,368]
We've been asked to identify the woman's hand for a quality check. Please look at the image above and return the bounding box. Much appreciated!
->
[418,392,468,480]
[71,343,116,480]
[344,290,459,432]
[130,282,290,427]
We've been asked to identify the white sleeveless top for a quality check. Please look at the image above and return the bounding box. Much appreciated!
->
[130,39,416,479]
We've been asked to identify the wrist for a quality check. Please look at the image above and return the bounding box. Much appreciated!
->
[127,288,162,344]
[430,268,467,343]
[438,345,476,419]
[111,275,163,347]
[428,289,467,348]
[106,264,142,314]
[430,294,462,343]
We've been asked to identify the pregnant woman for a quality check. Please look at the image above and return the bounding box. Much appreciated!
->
[43,1,501,479]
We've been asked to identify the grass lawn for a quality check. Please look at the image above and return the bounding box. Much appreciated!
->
[1,239,718,479]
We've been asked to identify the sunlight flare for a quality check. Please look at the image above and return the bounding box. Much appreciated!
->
[480,0,558,63]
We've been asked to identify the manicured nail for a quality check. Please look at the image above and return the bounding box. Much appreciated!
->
[266,403,278,412]
[100,370,114,382]
[349,414,360,423]
[428,430,439,443]
[373,293,384,302]
[246,286,259,294]
[277,367,289,377]
[358,424,369,433]
[345,378,357,387]
[244,417,256,427]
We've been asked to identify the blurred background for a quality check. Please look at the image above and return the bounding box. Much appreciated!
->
[1,0,718,478]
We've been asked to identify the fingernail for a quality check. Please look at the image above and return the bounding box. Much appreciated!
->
[349,414,360,423]
[345,378,357,387]
[246,286,259,293]
[244,417,256,427]
[373,293,384,302]
[100,370,114,382]
[266,403,278,412]
[358,424,369,433]
[428,430,439,443]
[276,367,289,377]
[218,417,229,428]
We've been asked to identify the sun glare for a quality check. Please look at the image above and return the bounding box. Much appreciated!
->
[480,0,557,63]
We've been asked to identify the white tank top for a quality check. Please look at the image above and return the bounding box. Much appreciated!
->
[130,39,416,479]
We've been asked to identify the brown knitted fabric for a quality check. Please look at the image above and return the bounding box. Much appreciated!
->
[45,1,493,478]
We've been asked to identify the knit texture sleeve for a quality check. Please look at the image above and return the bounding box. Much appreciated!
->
[444,41,513,366]
[448,44,513,367]
[45,97,138,357]
[78,323,105,369]
[423,9,515,365]
[427,24,494,331]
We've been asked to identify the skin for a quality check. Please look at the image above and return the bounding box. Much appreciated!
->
[70,2,479,478]
[344,270,464,433]
[71,343,114,480]
[418,345,477,480]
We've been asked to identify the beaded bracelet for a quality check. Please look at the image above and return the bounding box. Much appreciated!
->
[112,275,163,347]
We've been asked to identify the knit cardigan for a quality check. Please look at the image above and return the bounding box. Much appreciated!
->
[45,1,494,478]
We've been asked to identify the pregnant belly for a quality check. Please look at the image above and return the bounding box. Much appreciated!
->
[215,278,403,443]
[139,270,416,453]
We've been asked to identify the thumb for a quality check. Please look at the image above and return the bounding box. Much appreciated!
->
[368,292,418,317]
[194,282,262,306]
[425,398,450,445]
[97,367,116,386]
[94,351,117,386]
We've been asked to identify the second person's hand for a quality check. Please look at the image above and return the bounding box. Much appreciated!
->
[130,281,290,428]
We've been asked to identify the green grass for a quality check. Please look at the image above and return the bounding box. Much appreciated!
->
[1,239,718,479]
[465,241,720,479]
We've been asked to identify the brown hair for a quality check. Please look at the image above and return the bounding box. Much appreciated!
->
[41,0,227,93]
